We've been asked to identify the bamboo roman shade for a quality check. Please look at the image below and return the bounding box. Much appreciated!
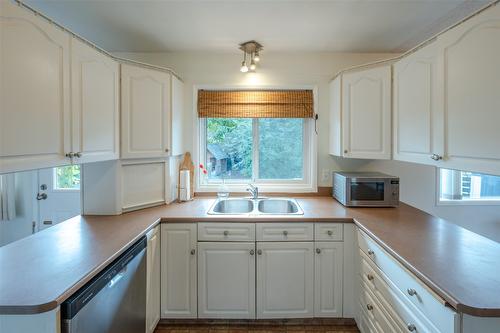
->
[198,90,314,118]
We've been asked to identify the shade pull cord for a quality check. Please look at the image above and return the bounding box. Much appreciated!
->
[314,114,319,135]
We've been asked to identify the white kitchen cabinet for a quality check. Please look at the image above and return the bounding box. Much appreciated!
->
[329,65,392,160]
[121,64,184,159]
[256,242,314,319]
[161,223,197,318]
[435,4,500,176]
[197,242,256,319]
[70,37,119,164]
[314,242,343,317]
[146,226,161,333]
[393,41,443,165]
[0,1,71,173]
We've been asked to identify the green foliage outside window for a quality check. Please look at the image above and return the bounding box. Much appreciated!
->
[55,165,81,190]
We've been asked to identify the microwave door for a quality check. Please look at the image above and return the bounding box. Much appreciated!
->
[348,179,387,206]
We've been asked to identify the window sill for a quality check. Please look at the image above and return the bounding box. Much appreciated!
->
[197,183,318,193]
[437,199,500,206]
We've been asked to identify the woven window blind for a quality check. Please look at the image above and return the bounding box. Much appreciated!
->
[198,90,314,118]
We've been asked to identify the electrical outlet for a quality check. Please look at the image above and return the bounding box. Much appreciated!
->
[321,169,331,182]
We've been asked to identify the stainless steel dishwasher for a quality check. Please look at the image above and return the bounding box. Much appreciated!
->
[61,236,147,333]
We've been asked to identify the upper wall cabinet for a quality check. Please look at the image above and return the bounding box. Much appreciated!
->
[435,4,500,175]
[393,40,443,165]
[121,64,184,159]
[329,65,392,160]
[70,37,119,164]
[0,1,71,173]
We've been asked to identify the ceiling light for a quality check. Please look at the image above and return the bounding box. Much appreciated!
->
[239,40,263,73]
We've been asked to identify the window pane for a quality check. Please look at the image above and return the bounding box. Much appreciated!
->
[440,168,500,201]
[206,118,252,179]
[54,165,81,190]
[258,118,303,179]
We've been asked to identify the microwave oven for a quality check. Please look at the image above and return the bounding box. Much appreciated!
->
[332,172,399,207]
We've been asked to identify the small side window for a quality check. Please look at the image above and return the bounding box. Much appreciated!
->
[54,165,81,190]
[439,168,500,204]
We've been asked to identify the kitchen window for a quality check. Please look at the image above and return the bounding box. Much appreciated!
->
[197,89,317,192]
[54,165,81,191]
[438,168,500,204]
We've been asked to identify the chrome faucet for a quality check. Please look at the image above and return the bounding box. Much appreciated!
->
[246,184,259,199]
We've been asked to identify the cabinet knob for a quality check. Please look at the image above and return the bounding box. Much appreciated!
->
[316,248,321,254]
[366,304,373,311]
[249,249,255,256]
[407,324,416,332]
[430,154,442,161]
[257,249,262,255]
[344,149,348,154]
[327,230,333,236]
[190,249,196,255]
[75,152,82,158]
[367,274,374,281]
[367,249,375,256]
[283,230,288,236]
[65,152,75,158]
[223,230,229,236]
[407,288,417,296]
[165,148,170,153]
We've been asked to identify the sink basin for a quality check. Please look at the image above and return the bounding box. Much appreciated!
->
[209,198,254,214]
[257,198,303,215]
[207,198,303,215]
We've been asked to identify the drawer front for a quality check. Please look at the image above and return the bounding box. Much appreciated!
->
[359,279,400,333]
[198,223,255,241]
[256,223,313,241]
[314,223,343,241]
[357,229,457,333]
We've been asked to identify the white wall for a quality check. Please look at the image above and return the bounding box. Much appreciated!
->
[115,51,395,187]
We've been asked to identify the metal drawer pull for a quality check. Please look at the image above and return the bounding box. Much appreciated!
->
[407,324,416,332]
[407,288,417,296]
[223,230,229,236]
[430,154,442,161]
[249,249,255,256]
[190,249,196,255]
[75,152,82,158]
[327,230,333,236]
[367,249,375,255]
[367,274,374,281]
[316,248,321,254]
[257,249,262,255]
[366,304,373,311]
[283,230,288,236]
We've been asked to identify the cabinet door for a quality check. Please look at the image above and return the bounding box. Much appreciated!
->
[70,37,119,164]
[146,226,161,333]
[170,75,184,156]
[121,64,171,159]
[256,242,314,319]
[161,223,197,318]
[393,41,443,165]
[0,1,71,173]
[314,242,343,317]
[341,66,392,159]
[437,5,500,175]
[198,242,256,319]
[329,76,342,156]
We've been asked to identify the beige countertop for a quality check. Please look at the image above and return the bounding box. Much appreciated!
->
[1,197,499,317]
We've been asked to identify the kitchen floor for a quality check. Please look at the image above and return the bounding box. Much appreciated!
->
[155,319,360,333]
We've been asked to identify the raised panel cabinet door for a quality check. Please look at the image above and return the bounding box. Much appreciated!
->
[256,242,314,319]
[146,226,161,333]
[314,242,343,317]
[437,4,500,175]
[341,65,392,159]
[0,1,71,173]
[161,223,197,318]
[170,75,184,156]
[329,76,342,156]
[198,242,256,319]
[393,41,443,165]
[121,63,171,159]
[70,37,119,164]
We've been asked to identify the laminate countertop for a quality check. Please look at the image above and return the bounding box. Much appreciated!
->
[1,197,499,317]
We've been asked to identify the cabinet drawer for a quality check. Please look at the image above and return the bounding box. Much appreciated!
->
[256,223,313,241]
[357,229,457,333]
[359,279,400,333]
[314,223,343,241]
[198,223,255,241]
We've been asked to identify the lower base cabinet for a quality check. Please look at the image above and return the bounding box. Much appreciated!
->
[314,242,344,317]
[198,242,256,318]
[146,226,161,333]
[256,242,314,319]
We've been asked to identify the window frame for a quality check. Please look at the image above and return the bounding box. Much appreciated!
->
[52,165,81,192]
[436,168,500,206]
[194,85,318,193]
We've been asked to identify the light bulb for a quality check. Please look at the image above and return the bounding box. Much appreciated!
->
[250,59,256,71]
[240,61,249,73]
[254,52,260,62]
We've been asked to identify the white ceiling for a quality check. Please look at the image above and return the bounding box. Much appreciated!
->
[24,0,491,53]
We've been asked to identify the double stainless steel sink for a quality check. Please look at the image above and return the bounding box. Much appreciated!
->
[207,197,304,215]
